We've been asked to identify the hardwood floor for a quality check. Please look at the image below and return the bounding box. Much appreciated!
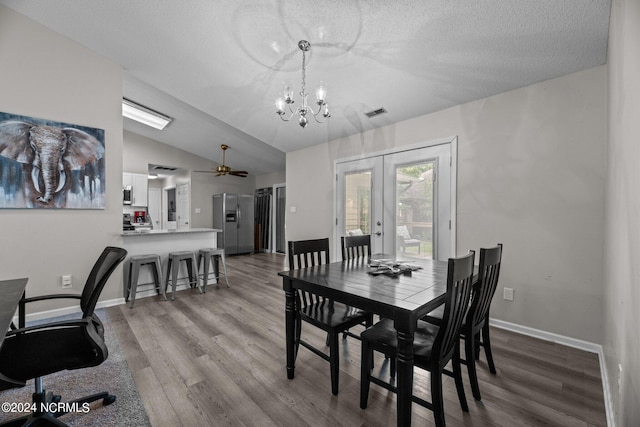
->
[107,253,606,426]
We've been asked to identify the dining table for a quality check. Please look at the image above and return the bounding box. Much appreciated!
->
[279,255,453,426]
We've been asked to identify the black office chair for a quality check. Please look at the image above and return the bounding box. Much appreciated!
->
[288,238,373,395]
[0,246,127,427]
[360,251,475,427]
[424,244,503,401]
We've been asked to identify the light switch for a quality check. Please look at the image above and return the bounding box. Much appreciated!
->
[290,206,297,213]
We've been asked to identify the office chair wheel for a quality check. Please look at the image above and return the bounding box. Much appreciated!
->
[103,395,116,406]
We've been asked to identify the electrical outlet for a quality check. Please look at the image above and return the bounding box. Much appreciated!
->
[61,275,72,288]
[503,287,514,301]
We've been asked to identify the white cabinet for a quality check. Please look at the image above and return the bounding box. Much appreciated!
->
[123,172,148,206]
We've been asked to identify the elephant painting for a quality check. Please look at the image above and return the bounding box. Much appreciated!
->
[0,114,105,209]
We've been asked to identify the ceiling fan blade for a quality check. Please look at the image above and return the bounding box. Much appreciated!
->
[229,170,248,177]
[194,170,216,173]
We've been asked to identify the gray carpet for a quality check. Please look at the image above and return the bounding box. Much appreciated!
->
[0,309,151,426]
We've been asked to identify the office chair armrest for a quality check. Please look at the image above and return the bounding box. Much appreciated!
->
[7,317,91,337]
[19,294,82,328]
[21,293,82,304]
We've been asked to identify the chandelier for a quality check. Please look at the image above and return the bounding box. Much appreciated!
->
[275,40,330,128]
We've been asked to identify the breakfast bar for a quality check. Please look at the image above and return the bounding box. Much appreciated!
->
[121,228,222,300]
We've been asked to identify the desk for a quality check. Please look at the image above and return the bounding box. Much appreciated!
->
[0,278,28,387]
[0,278,28,348]
[279,256,449,426]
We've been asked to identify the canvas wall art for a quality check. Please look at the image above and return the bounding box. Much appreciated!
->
[0,112,105,209]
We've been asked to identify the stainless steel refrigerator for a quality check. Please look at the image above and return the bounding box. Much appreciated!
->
[213,193,254,255]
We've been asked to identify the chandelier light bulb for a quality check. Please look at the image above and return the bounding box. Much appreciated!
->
[316,81,327,104]
[283,84,294,104]
[275,40,330,128]
[323,103,330,118]
[275,96,285,114]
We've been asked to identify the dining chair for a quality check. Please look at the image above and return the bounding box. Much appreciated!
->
[360,251,475,427]
[341,234,379,333]
[424,244,503,401]
[341,234,372,260]
[288,238,373,395]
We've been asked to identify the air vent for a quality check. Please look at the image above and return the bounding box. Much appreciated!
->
[151,165,177,171]
[365,107,388,118]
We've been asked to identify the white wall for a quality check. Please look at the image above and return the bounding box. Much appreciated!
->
[605,0,640,424]
[123,131,256,228]
[0,5,124,309]
[287,66,607,343]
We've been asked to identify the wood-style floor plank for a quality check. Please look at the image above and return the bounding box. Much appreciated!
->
[108,253,606,427]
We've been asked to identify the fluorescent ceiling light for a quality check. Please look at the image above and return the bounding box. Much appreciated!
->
[122,98,172,130]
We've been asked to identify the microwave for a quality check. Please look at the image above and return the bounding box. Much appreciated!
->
[123,186,132,205]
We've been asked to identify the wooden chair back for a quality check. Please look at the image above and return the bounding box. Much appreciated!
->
[467,244,502,330]
[288,238,331,309]
[341,235,372,260]
[432,251,475,367]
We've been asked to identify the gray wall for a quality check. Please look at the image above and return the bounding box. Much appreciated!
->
[0,5,124,309]
[286,65,607,344]
[605,0,640,424]
[256,170,286,190]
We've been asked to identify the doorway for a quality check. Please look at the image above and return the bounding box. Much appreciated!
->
[163,186,177,229]
[335,138,456,260]
[272,183,286,254]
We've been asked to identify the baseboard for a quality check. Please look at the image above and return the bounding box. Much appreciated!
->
[490,318,615,427]
[13,297,125,324]
[12,283,199,325]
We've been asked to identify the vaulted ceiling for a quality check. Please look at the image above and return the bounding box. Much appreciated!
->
[0,0,611,176]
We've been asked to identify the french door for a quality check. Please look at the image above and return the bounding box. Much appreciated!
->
[335,140,455,260]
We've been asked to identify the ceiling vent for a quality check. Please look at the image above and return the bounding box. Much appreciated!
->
[365,107,388,118]
[151,164,177,171]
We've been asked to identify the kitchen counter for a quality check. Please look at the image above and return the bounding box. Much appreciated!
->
[122,227,221,236]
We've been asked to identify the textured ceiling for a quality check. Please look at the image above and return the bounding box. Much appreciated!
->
[0,0,611,176]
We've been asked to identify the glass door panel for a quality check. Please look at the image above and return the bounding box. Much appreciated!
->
[336,157,383,254]
[345,171,371,235]
[395,161,435,258]
[382,143,451,260]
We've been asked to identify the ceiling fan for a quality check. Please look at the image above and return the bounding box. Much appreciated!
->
[195,144,248,177]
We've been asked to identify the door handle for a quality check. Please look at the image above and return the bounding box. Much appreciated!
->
[375,231,382,236]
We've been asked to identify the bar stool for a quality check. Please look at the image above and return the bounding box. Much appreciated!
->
[197,248,229,291]
[125,254,166,308]
[165,251,201,300]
